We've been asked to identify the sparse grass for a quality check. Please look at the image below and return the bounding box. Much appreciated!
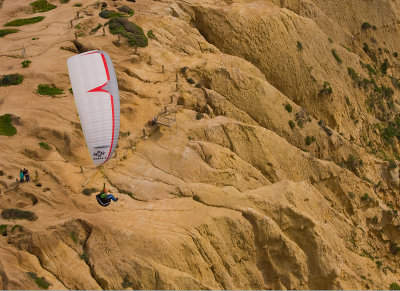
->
[284,103,292,113]
[27,272,51,290]
[119,189,134,199]
[30,0,57,12]
[73,3,82,7]
[361,249,375,261]
[107,17,148,47]
[0,114,17,136]
[331,49,342,63]
[195,83,202,88]
[82,188,97,196]
[193,195,201,202]
[74,24,81,29]
[70,231,77,243]
[39,142,51,150]
[32,37,39,40]
[147,30,155,39]
[21,60,31,68]
[361,22,372,30]
[0,29,19,37]
[348,192,355,199]
[119,131,130,137]
[390,283,400,290]
[288,120,295,130]
[345,154,363,175]
[2,209,37,221]
[348,67,361,86]
[297,41,303,51]
[37,84,63,96]
[59,0,69,3]
[0,74,23,86]
[4,16,45,27]
[122,276,133,288]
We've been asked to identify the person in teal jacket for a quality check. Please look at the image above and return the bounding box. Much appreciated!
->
[99,183,118,202]
[19,170,24,183]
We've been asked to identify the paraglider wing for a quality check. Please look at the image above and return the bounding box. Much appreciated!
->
[67,50,120,165]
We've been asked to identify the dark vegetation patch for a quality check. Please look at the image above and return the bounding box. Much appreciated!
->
[37,84,63,96]
[288,120,295,129]
[0,74,23,86]
[296,40,303,51]
[2,209,37,221]
[0,114,17,136]
[107,17,148,47]
[318,81,332,96]
[73,3,82,7]
[196,112,204,120]
[30,0,57,12]
[284,103,292,113]
[4,16,45,26]
[0,29,19,37]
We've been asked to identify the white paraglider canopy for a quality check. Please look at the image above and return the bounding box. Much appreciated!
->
[67,50,120,165]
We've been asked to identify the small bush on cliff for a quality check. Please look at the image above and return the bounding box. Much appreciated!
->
[30,0,57,12]
[0,74,23,86]
[4,16,45,26]
[0,29,18,37]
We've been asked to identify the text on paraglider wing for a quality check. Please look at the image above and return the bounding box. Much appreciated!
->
[93,150,106,160]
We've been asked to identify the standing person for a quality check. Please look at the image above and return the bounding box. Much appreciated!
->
[24,169,30,182]
[19,170,24,183]
[99,183,118,202]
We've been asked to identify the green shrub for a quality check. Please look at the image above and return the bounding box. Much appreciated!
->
[361,22,372,30]
[394,52,398,58]
[21,60,31,68]
[4,16,45,26]
[39,142,51,150]
[2,209,37,221]
[389,159,397,170]
[73,3,82,7]
[99,10,124,19]
[390,283,400,290]
[186,78,195,84]
[319,81,333,95]
[363,42,370,54]
[37,84,63,96]
[381,58,389,75]
[0,29,19,37]
[108,17,148,47]
[288,120,295,129]
[305,135,315,146]
[90,23,102,34]
[80,252,89,263]
[74,24,81,29]
[82,188,97,196]
[196,112,204,120]
[0,114,17,136]
[70,231,77,243]
[27,272,51,290]
[361,193,372,202]
[0,225,7,236]
[147,30,155,39]
[297,41,303,51]
[32,37,39,40]
[11,224,22,232]
[30,0,57,12]
[345,154,363,174]
[331,49,342,63]
[59,0,69,3]
[117,5,134,16]
[0,74,24,86]
[284,103,292,113]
